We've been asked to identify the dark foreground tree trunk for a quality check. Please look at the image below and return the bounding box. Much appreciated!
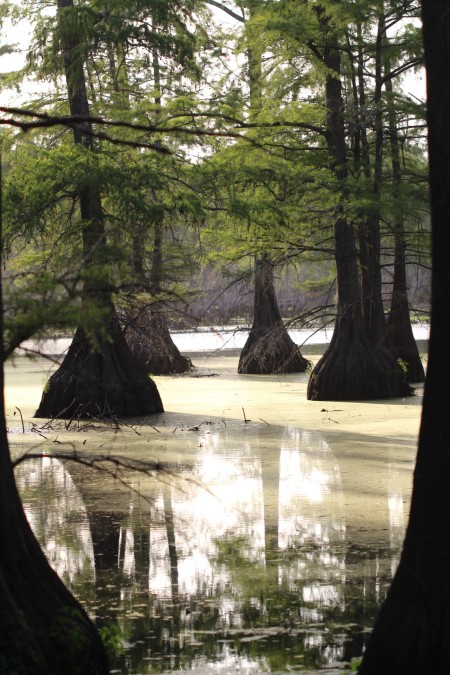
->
[35,318,163,418]
[238,256,309,374]
[0,402,109,673]
[0,172,108,672]
[358,3,450,671]
[123,307,192,375]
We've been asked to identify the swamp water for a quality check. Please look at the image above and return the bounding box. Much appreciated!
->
[5,341,426,674]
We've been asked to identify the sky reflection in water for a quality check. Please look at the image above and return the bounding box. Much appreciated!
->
[15,421,411,674]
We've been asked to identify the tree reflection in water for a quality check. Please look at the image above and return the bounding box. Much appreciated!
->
[14,423,407,674]
[15,457,95,587]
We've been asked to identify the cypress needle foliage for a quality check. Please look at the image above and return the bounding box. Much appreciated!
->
[2,0,429,384]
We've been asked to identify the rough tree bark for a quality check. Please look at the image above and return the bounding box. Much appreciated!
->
[238,255,308,374]
[35,0,163,418]
[36,320,163,418]
[358,2,450,671]
[307,8,412,401]
[124,305,192,375]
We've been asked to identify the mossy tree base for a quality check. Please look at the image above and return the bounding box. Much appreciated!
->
[238,324,309,374]
[123,308,192,375]
[35,320,163,419]
[386,309,426,384]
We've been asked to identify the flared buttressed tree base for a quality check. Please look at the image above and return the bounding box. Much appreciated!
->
[123,308,192,375]
[386,317,426,384]
[307,323,414,401]
[35,322,163,419]
[238,324,310,375]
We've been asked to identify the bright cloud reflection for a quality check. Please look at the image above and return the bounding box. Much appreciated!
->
[16,457,95,584]
[146,424,346,624]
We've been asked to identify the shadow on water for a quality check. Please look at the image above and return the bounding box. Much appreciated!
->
[13,416,415,674]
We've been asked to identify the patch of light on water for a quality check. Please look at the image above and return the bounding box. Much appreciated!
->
[16,457,95,584]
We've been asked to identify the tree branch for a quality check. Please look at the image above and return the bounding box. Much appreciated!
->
[205,0,244,23]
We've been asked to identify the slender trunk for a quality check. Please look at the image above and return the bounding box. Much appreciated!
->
[358,13,387,349]
[57,0,107,299]
[150,49,163,298]
[123,42,192,375]
[384,50,425,382]
[239,2,307,374]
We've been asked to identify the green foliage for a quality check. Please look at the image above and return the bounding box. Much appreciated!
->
[397,357,409,377]
[1,0,429,345]
[349,656,362,671]
[98,623,125,658]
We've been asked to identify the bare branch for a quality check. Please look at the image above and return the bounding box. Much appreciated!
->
[205,0,244,23]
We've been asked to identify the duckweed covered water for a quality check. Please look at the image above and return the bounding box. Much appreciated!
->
[6,350,422,674]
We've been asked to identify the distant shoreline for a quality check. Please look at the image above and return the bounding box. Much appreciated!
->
[16,323,430,358]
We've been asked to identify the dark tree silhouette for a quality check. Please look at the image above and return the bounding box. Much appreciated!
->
[358,1,450,671]
[0,390,109,672]
[0,146,108,674]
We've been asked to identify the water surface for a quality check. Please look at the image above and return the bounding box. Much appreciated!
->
[6,350,422,674]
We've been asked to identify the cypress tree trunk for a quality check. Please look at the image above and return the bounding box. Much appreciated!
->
[0,396,109,673]
[121,41,191,375]
[124,210,192,376]
[384,51,425,383]
[239,3,308,375]
[36,0,163,418]
[239,255,309,374]
[124,306,192,375]
[307,9,412,401]
[358,2,450,671]
[358,12,387,350]
[36,320,163,418]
